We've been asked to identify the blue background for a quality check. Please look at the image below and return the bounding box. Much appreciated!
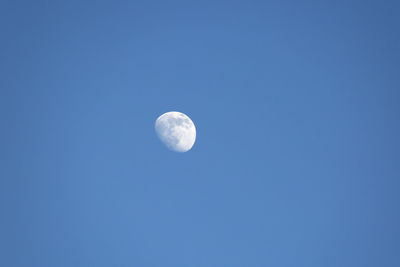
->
[1,1,399,266]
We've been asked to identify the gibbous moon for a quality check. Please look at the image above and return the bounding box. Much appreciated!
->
[155,111,196,152]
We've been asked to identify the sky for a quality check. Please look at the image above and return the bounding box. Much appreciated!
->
[1,0,399,266]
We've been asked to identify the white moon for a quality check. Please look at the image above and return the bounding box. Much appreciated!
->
[155,111,196,152]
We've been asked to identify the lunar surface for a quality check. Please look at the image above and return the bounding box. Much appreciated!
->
[155,111,196,152]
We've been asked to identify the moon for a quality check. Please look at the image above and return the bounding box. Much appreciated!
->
[155,111,196,152]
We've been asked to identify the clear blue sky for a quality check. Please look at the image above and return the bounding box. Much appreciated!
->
[1,1,399,266]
